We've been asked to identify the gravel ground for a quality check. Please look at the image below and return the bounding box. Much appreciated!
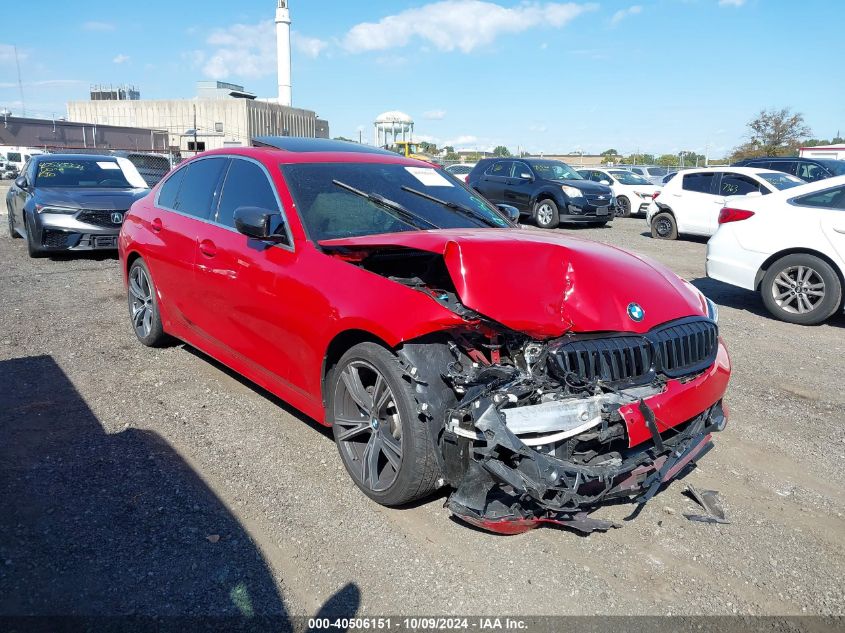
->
[1,195,843,620]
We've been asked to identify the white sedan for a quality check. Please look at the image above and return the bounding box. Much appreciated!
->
[647,166,805,239]
[578,168,661,217]
[706,175,845,325]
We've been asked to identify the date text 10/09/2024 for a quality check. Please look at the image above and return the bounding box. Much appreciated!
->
[307,617,529,630]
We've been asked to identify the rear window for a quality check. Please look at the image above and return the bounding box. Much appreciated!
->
[818,160,845,176]
[793,186,845,210]
[7,153,22,163]
[645,167,667,177]
[682,172,716,194]
[758,172,804,190]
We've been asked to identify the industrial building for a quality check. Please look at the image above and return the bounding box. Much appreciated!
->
[66,1,329,155]
[0,115,168,151]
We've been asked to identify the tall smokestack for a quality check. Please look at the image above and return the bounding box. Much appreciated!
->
[276,0,292,106]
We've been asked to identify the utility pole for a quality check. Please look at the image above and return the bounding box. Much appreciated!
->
[14,45,25,117]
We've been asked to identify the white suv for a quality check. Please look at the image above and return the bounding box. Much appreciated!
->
[646,167,804,239]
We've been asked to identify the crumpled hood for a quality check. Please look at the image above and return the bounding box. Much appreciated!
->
[34,187,148,211]
[320,228,707,338]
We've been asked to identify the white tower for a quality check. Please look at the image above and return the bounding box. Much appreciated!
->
[276,0,292,106]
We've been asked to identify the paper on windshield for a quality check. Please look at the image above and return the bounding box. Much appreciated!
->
[405,167,453,187]
[97,162,121,170]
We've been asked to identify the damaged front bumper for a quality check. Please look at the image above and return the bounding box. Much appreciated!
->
[440,342,731,535]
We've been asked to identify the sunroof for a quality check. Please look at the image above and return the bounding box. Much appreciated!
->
[252,137,396,155]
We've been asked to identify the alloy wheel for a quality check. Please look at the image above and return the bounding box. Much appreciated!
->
[129,265,155,338]
[771,265,825,315]
[616,197,630,217]
[536,203,554,226]
[333,361,403,493]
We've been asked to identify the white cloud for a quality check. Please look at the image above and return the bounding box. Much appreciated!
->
[196,21,327,80]
[293,33,328,58]
[610,5,642,26]
[423,109,446,120]
[83,21,116,31]
[718,0,746,6]
[0,44,27,65]
[343,1,598,54]
[445,134,479,148]
[0,79,84,89]
[112,54,130,64]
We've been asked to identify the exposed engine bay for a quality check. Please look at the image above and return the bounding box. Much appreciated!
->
[326,244,729,534]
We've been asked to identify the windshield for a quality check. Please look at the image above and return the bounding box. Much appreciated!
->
[609,170,651,185]
[531,160,583,181]
[758,172,805,190]
[281,162,512,241]
[818,160,845,176]
[641,166,667,177]
[34,159,140,189]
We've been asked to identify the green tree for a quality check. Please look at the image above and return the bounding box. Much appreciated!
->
[419,141,437,154]
[492,145,512,157]
[731,107,811,161]
[444,152,460,161]
[656,154,679,167]
[443,146,455,154]
[600,149,619,156]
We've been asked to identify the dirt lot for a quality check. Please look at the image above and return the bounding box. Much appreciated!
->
[1,196,843,620]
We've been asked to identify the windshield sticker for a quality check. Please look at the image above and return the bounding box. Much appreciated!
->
[405,166,453,187]
[97,162,121,170]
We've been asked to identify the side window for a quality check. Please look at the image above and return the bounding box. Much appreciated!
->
[682,172,716,194]
[793,186,845,211]
[796,162,826,182]
[630,168,643,175]
[775,161,799,177]
[719,173,763,196]
[216,159,280,228]
[512,162,532,179]
[595,171,610,182]
[485,161,511,177]
[172,157,228,219]
[157,166,187,209]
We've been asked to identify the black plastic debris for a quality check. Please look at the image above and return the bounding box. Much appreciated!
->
[683,484,730,524]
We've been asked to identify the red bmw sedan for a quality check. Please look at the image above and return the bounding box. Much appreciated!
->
[119,138,730,534]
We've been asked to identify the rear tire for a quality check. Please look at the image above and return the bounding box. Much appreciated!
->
[328,342,441,507]
[127,258,169,346]
[651,212,678,240]
[534,199,559,229]
[8,206,21,239]
[616,195,632,217]
[760,254,842,325]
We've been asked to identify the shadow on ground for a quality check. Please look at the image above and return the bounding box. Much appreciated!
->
[0,355,360,630]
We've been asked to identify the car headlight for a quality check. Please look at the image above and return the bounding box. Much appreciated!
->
[561,185,583,198]
[705,297,719,323]
[36,205,78,215]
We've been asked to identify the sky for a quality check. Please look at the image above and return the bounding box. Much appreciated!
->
[2,0,843,158]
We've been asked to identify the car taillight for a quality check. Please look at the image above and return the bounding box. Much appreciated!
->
[652,191,660,200]
[718,208,755,224]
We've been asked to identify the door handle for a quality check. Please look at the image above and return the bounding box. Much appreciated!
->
[833,227,845,234]
[199,239,217,258]
[151,218,163,233]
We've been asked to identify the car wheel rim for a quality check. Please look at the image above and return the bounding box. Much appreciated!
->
[129,266,154,338]
[616,198,629,217]
[772,265,825,314]
[537,204,553,225]
[334,361,403,493]
[655,217,672,236]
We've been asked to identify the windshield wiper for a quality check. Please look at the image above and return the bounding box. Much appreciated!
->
[400,186,499,227]
[332,180,439,230]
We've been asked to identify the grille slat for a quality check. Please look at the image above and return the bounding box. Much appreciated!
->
[548,318,718,386]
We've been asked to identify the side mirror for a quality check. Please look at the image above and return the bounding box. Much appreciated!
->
[600,179,610,185]
[745,191,763,198]
[14,176,27,190]
[519,172,534,181]
[496,204,520,223]
[234,206,288,243]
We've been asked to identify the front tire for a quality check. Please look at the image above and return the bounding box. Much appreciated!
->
[127,258,169,346]
[534,199,559,229]
[25,215,44,258]
[760,254,842,325]
[616,195,631,217]
[651,212,678,240]
[328,342,441,506]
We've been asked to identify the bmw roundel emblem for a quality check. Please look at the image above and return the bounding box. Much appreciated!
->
[627,302,645,322]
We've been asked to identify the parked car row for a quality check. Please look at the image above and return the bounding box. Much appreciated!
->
[4,138,730,535]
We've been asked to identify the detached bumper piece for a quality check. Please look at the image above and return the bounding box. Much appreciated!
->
[445,397,725,535]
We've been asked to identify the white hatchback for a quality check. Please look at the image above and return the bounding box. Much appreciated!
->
[706,175,845,325]
[647,167,804,239]
[578,168,661,217]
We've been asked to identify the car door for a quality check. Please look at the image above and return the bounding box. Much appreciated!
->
[792,185,845,262]
[190,156,303,392]
[144,156,230,330]
[476,160,512,204]
[674,172,719,234]
[503,161,534,212]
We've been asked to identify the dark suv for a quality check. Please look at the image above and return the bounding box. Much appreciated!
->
[731,156,845,182]
[467,158,614,229]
